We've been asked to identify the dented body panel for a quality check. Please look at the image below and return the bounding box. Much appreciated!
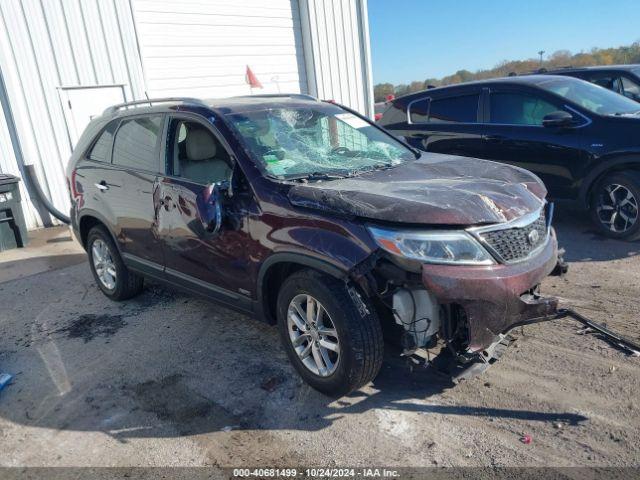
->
[288,154,547,225]
[421,229,559,351]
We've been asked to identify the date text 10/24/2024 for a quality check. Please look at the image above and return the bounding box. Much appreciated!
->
[233,468,400,478]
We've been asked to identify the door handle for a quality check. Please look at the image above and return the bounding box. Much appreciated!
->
[95,181,109,191]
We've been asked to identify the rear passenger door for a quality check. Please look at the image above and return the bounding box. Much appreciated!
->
[109,114,166,267]
[401,90,485,158]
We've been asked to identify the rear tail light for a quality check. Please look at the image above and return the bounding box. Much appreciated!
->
[69,169,83,204]
[374,113,382,121]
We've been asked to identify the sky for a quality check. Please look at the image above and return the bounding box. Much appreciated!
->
[368,0,640,85]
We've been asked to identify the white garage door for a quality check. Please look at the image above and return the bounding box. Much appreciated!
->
[133,0,308,98]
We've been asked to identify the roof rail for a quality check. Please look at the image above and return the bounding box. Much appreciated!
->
[233,93,318,101]
[103,97,208,115]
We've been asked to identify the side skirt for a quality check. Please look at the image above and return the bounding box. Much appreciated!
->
[122,253,258,318]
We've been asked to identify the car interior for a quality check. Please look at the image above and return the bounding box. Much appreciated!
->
[172,121,232,185]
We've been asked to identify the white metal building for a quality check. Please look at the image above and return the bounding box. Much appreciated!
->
[0,0,374,229]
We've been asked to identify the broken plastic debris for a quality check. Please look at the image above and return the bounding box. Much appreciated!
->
[0,373,13,392]
[520,434,532,444]
[221,425,239,432]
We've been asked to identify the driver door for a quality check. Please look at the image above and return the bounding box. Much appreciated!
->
[156,115,254,308]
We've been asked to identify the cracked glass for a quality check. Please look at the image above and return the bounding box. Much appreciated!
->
[226,104,416,179]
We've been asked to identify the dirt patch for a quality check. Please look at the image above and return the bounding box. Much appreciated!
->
[132,374,243,435]
[57,313,126,343]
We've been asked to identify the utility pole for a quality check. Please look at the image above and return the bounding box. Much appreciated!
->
[538,50,545,67]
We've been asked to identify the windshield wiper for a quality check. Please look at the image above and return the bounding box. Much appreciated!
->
[289,172,349,182]
[349,163,397,176]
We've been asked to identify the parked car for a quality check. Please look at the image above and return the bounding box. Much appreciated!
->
[536,64,640,103]
[379,75,640,240]
[67,95,560,396]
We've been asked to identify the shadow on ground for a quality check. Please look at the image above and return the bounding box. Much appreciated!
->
[553,203,639,262]
[0,279,587,442]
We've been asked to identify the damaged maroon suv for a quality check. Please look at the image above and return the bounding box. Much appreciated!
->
[67,95,560,396]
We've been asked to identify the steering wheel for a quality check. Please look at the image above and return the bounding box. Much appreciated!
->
[331,146,350,155]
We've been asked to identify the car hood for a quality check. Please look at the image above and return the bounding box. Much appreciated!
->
[287,154,547,226]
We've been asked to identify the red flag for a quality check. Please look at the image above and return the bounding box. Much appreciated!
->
[245,65,263,89]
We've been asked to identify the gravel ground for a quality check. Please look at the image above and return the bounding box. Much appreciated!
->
[0,206,638,469]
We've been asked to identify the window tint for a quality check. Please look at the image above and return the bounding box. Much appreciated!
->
[87,121,118,162]
[408,98,429,123]
[585,74,621,92]
[490,92,558,125]
[112,115,162,171]
[170,120,231,185]
[621,76,640,102]
[427,94,478,123]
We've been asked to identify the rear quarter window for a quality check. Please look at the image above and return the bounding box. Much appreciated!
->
[87,121,119,162]
[112,115,163,172]
[408,98,429,123]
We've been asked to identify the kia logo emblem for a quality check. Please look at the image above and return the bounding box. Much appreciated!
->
[528,229,540,245]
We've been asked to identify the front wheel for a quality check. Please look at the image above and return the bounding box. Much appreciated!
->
[277,269,383,397]
[590,171,640,241]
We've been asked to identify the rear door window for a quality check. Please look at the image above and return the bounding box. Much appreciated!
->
[489,92,559,125]
[427,94,479,123]
[585,73,622,93]
[621,76,640,102]
[112,115,163,172]
[87,121,119,162]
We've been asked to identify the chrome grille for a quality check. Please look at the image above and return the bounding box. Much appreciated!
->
[479,210,548,263]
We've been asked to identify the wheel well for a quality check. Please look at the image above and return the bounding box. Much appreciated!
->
[79,215,103,248]
[261,262,307,324]
[584,163,640,206]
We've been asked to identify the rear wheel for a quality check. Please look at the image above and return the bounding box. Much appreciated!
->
[87,225,144,300]
[590,171,640,241]
[276,269,383,397]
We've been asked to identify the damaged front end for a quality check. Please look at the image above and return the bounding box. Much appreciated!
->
[354,204,562,380]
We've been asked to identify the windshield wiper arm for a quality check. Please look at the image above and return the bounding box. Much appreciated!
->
[290,172,348,181]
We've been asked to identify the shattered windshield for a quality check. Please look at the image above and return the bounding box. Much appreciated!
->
[226,104,416,179]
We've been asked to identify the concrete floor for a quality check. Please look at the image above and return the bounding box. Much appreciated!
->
[0,208,639,469]
[0,226,85,284]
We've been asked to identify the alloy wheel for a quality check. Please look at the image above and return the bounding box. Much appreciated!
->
[91,239,117,290]
[596,183,638,233]
[287,294,340,377]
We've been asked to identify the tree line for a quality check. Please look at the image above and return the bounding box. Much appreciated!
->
[374,42,640,102]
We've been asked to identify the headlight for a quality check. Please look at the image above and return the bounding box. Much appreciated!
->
[367,226,495,265]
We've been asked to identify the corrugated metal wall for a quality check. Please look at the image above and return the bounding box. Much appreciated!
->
[299,0,373,116]
[132,0,308,98]
[0,0,145,228]
[132,0,373,115]
[0,0,373,230]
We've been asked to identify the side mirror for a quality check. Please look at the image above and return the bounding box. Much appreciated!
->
[542,111,574,128]
[197,181,229,235]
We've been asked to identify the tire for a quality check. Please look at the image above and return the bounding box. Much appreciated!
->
[276,269,383,396]
[87,225,144,300]
[589,171,640,241]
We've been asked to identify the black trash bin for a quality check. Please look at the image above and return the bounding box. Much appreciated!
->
[0,174,28,251]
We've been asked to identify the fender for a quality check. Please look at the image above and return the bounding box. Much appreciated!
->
[256,252,351,324]
[77,208,121,253]
[578,154,640,207]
